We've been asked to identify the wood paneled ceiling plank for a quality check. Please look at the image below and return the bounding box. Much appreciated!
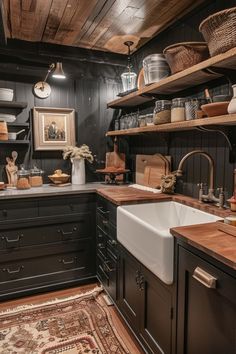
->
[53,0,99,45]
[43,0,69,42]
[85,0,146,51]
[9,0,53,41]
[2,0,10,38]
[94,0,147,52]
[73,0,115,46]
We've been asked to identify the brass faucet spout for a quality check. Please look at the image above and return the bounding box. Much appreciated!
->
[177,150,214,190]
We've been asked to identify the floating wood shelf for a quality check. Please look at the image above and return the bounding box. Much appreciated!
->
[7,122,29,128]
[0,101,28,109]
[0,140,30,144]
[107,48,236,108]
[106,115,236,136]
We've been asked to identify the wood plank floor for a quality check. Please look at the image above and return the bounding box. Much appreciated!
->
[0,283,145,354]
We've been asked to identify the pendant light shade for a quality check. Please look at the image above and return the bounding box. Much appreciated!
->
[121,41,137,92]
[52,62,66,79]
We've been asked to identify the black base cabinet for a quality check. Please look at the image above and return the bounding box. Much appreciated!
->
[176,244,236,354]
[119,245,173,354]
[0,194,96,300]
[96,195,119,303]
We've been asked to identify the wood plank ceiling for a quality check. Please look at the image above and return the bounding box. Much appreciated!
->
[3,0,205,54]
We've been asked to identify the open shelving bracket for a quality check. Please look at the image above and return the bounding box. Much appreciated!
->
[196,125,236,163]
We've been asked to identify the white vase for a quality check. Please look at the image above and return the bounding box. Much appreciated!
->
[71,158,85,185]
[227,84,236,114]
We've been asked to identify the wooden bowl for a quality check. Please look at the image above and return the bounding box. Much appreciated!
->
[48,175,70,184]
[0,182,6,190]
[201,102,229,117]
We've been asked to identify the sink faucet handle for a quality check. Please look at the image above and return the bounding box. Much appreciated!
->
[217,187,225,209]
[197,183,207,202]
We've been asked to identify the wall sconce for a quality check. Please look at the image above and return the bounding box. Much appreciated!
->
[33,62,66,99]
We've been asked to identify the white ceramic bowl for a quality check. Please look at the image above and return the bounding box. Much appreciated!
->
[0,114,16,122]
[0,88,13,101]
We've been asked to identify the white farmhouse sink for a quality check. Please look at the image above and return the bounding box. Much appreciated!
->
[117,201,221,285]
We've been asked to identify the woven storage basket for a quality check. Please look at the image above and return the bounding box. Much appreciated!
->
[163,42,209,74]
[199,7,236,56]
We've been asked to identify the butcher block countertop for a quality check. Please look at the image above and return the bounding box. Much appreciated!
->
[98,186,236,270]
[171,223,236,271]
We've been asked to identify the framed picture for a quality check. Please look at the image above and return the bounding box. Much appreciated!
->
[33,107,76,151]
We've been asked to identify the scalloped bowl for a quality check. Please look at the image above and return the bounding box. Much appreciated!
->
[48,175,70,184]
[201,102,229,117]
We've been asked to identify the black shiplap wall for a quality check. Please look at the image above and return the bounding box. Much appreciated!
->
[126,0,236,199]
[0,57,123,183]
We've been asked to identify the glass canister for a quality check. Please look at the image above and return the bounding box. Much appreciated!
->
[171,98,186,122]
[153,100,171,125]
[145,113,154,126]
[17,166,31,189]
[29,166,44,187]
[138,115,146,127]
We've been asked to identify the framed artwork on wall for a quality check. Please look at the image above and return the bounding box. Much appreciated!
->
[33,107,76,151]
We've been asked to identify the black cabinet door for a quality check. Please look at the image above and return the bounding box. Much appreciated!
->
[140,265,172,354]
[177,246,236,354]
[119,246,142,332]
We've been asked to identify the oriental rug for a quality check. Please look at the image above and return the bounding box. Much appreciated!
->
[0,287,131,354]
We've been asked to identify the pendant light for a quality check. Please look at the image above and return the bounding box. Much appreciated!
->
[121,41,137,92]
[33,62,66,99]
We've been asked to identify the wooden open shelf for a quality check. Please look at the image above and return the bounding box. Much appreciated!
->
[0,140,30,144]
[108,48,236,108]
[106,114,236,136]
[0,101,28,109]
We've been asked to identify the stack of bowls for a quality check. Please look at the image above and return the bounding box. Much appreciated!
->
[0,88,13,101]
[143,54,170,85]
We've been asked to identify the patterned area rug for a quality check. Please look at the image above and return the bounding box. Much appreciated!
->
[0,287,131,354]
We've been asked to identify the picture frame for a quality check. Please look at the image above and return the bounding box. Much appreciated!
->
[33,107,76,151]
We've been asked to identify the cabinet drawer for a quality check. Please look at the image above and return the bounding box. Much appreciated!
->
[97,196,116,226]
[97,212,109,234]
[0,200,38,222]
[0,241,94,296]
[38,194,95,217]
[0,213,92,252]
[97,227,107,259]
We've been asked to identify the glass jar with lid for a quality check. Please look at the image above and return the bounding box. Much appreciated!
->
[145,113,154,126]
[171,98,186,122]
[30,166,44,187]
[138,114,146,127]
[153,100,171,125]
[17,166,31,190]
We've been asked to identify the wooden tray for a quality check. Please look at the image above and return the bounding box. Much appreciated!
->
[217,221,236,237]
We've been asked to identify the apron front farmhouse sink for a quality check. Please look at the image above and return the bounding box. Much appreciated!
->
[117,201,221,284]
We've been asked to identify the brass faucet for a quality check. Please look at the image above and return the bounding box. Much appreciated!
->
[176,150,224,208]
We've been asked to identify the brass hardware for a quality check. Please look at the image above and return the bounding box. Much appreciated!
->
[3,265,24,274]
[192,266,217,288]
[58,227,77,236]
[2,234,23,243]
[59,257,77,265]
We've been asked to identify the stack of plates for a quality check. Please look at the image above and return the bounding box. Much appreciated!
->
[0,114,16,122]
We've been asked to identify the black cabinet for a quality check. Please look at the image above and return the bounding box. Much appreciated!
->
[0,194,96,300]
[119,245,173,354]
[176,245,236,354]
[96,195,118,303]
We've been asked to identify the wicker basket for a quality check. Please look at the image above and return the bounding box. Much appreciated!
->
[199,7,236,56]
[163,42,209,74]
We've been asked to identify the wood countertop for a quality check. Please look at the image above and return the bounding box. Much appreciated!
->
[171,223,236,271]
[98,186,236,270]
[97,186,172,205]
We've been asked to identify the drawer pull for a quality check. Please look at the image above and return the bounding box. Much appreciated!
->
[108,239,117,246]
[2,234,23,243]
[98,243,105,249]
[104,261,115,272]
[3,265,24,274]
[97,207,109,215]
[59,257,77,265]
[193,267,217,289]
[58,227,77,236]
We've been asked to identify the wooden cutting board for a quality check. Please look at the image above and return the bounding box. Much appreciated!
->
[136,154,171,188]
[105,137,125,181]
